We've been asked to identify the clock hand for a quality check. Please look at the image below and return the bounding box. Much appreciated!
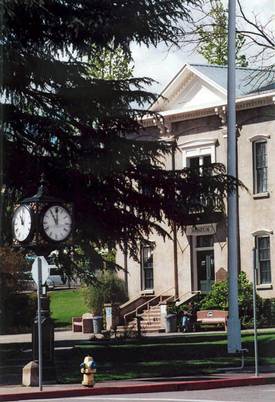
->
[55,207,59,225]
[50,209,57,224]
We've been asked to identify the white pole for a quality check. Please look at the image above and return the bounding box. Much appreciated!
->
[252,248,259,376]
[37,257,43,391]
[227,0,242,353]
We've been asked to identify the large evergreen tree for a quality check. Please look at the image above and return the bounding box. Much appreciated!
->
[0,0,240,280]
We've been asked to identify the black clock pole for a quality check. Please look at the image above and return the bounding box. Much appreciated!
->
[12,175,73,386]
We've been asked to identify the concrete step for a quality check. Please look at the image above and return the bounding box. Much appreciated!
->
[141,324,162,331]
[140,319,161,326]
[122,318,162,327]
[122,296,173,333]
[142,313,160,320]
[130,320,162,328]
[143,309,161,315]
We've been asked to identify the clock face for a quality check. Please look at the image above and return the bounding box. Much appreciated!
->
[42,205,72,242]
[12,205,32,242]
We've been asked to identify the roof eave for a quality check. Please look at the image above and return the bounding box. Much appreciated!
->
[142,91,275,127]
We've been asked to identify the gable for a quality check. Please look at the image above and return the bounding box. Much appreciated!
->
[165,76,226,111]
[150,65,227,113]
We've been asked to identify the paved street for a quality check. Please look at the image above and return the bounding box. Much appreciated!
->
[15,384,275,402]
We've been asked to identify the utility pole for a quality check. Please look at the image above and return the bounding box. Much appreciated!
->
[252,248,259,376]
[227,0,242,353]
[172,140,179,299]
[0,127,3,247]
[0,5,4,247]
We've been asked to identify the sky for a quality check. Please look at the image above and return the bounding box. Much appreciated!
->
[131,0,275,93]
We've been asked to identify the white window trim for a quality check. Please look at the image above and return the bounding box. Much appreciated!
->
[252,229,273,237]
[253,192,269,199]
[249,134,270,142]
[178,139,217,168]
[256,284,273,290]
[251,137,269,195]
[252,231,272,285]
[140,243,154,292]
[140,289,154,295]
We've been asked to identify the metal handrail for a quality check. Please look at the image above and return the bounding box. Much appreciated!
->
[164,294,176,304]
[175,290,201,306]
[136,286,175,316]
[124,286,175,324]
[123,296,154,324]
[119,295,144,311]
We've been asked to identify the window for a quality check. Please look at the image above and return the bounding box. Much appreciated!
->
[187,154,211,170]
[256,236,271,284]
[187,154,212,178]
[179,139,219,218]
[141,245,154,290]
[253,141,268,194]
[196,235,214,248]
[187,154,212,211]
[178,139,217,169]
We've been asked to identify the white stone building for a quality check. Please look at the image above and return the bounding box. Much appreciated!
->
[117,64,275,315]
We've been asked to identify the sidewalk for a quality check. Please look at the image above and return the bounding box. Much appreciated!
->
[1,327,273,344]
[0,329,93,344]
[1,371,275,401]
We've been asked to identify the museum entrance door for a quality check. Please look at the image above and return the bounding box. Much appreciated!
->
[195,235,215,293]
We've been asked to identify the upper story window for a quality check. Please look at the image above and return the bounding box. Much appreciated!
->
[178,139,218,214]
[256,235,271,284]
[187,154,212,171]
[253,140,268,194]
[178,139,217,169]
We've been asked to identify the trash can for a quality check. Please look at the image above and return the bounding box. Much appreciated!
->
[165,314,177,333]
[93,316,103,334]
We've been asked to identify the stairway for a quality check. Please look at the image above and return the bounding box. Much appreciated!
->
[139,304,165,332]
[116,304,166,334]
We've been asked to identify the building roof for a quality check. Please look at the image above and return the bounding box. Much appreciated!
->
[191,64,275,97]
[149,63,275,113]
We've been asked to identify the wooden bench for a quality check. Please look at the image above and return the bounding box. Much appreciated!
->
[196,310,228,331]
[72,313,94,333]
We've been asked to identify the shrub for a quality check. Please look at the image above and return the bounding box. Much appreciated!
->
[0,246,36,334]
[258,298,275,327]
[0,292,37,334]
[83,270,128,315]
[199,271,263,328]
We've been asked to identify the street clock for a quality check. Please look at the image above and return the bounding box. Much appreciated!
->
[12,175,73,252]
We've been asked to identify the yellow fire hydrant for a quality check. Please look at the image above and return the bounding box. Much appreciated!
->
[80,355,96,387]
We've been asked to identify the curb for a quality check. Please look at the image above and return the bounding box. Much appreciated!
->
[1,376,275,401]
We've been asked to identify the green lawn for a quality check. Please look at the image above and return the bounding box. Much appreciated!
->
[47,290,275,383]
[49,289,88,327]
[1,329,275,385]
[55,330,275,383]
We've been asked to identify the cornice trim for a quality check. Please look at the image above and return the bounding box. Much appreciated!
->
[142,94,275,128]
[248,134,271,142]
[252,229,273,236]
[178,138,218,149]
